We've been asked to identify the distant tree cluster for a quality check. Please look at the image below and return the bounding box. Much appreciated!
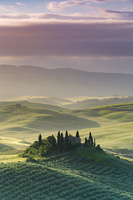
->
[22,130,81,158]
[22,130,101,158]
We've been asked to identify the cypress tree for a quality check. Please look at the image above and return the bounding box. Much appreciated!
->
[65,131,68,150]
[60,133,64,144]
[89,132,92,140]
[38,134,42,147]
[76,131,79,138]
[65,130,68,138]
[94,138,96,147]
[57,131,60,148]
[85,138,87,147]
[59,133,64,152]
[89,132,93,145]
[52,135,56,150]
[91,136,93,145]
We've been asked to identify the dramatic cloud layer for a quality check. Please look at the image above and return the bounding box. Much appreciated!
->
[0,13,105,21]
[47,0,127,11]
[0,10,132,23]
[105,10,133,20]
[0,22,133,58]
[0,0,132,73]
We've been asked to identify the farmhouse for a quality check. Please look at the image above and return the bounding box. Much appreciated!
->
[68,134,81,145]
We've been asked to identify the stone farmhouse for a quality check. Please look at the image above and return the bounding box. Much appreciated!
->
[68,134,81,145]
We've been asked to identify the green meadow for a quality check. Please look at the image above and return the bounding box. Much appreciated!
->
[0,102,133,161]
[0,101,133,199]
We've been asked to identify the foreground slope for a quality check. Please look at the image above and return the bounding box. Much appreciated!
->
[0,148,133,200]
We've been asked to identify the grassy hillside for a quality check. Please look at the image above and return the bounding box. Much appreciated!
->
[70,104,133,160]
[0,101,65,112]
[72,103,133,125]
[0,102,98,141]
[0,148,132,200]
[0,101,133,160]
[65,97,133,110]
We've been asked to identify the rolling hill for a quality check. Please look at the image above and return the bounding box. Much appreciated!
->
[70,103,133,160]
[0,65,133,100]
[65,96,133,110]
[0,101,133,200]
[0,101,133,161]
[73,103,133,122]
[0,148,132,200]
[0,101,98,141]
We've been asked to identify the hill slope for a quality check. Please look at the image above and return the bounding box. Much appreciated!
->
[0,65,133,100]
[0,102,133,160]
[74,103,133,122]
[0,102,98,139]
[0,148,133,200]
[70,103,133,159]
[65,96,133,110]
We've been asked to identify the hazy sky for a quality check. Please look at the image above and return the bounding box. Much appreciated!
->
[0,0,133,73]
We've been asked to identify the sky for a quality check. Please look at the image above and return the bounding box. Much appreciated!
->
[0,0,133,73]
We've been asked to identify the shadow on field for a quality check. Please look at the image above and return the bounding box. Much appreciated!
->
[106,148,133,159]
[26,115,100,131]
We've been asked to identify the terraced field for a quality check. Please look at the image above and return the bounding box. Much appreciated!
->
[0,149,132,200]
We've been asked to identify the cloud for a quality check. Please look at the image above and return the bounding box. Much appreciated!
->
[0,12,107,22]
[16,2,25,7]
[0,13,30,19]
[47,0,127,11]
[38,13,105,21]
[0,11,130,22]
[0,4,17,13]
[105,10,133,20]
[0,22,133,58]
[47,0,90,11]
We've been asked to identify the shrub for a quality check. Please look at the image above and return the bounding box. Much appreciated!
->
[96,144,102,151]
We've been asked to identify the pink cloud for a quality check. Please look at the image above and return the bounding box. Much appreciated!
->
[47,0,90,11]
[104,9,133,20]
[47,0,127,11]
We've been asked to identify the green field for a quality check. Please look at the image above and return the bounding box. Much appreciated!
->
[69,103,133,160]
[0,102,133,161]
[0,101,97,138]
[0,148,133,200]
[0,101,133,199]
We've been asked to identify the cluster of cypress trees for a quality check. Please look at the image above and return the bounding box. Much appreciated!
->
[85,132,96,147]
[24,131,99,158]
[39,131,96,152]
[57,131,71,151]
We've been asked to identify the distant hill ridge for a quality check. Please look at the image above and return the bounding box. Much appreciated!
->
[65,97,133,109]
[0,65,133,100]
